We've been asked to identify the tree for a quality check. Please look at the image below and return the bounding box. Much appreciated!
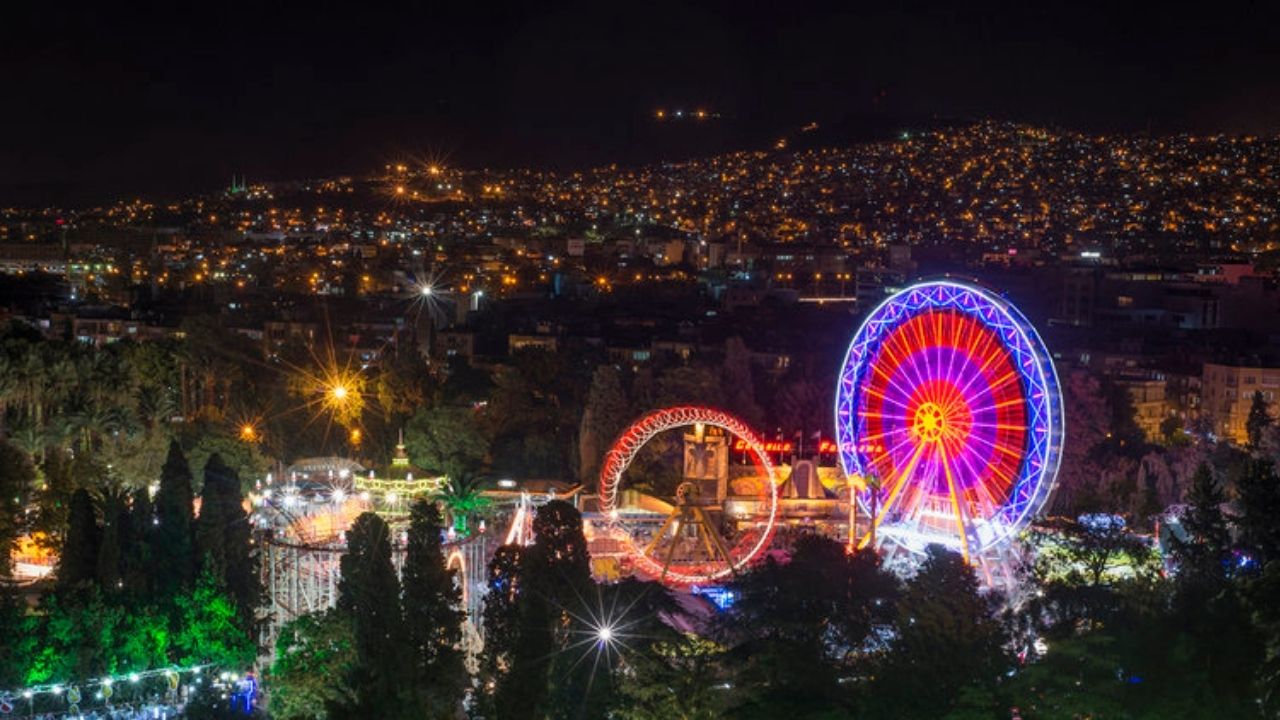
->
[873,546,1008,720]
[121,487,154,598]
[493,501,596,719]
[1248,390,1273,448]
[655,365,719,408]
[435,471,491,535]
[726,536,897,716]
[337,512,414,717]
[1005,631,1130,718]
[94,489,130,592]
[1237,456,1280,563]
[405,405,490,479]
[195,454,258,627]
[578,364,630,484]
[173,562,256,671]
[1031,515,1157,589]
[402,500,466,717]
[152,440,196,599]
[1174,462,1230,581]
[477,544,525,719]
[56,488,100,593]
[0,584,32,687]
[615,633,730,720]
[268,610,357,720]
[721,338,764,428]
[0,439,34,579]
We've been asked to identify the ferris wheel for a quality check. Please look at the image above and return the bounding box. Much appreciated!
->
[834,280,1063,562]
[598,407,780,586]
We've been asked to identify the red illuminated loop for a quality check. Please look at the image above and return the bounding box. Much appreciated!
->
[599,406,779,585]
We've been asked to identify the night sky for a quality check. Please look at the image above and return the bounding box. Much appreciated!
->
[2,0,1278,204]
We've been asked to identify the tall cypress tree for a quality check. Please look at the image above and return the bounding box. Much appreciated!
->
[338,512,413,717]
[478,544,525,718]
[121,487,154,598]
[402,500,466,718]
[94,491,128,592]
[1247,390,1273,448]
[1177,462,1231,579]
[195,454,258,627]
[0,439,34,580]
[1238,456,1280,563]
[152,440,195,601]
[57,488,100,594]
[501,500,596,719]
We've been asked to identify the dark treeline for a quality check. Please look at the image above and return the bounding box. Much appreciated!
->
[270,462,1280,719]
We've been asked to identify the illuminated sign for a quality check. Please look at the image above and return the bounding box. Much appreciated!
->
[730,439,884,455]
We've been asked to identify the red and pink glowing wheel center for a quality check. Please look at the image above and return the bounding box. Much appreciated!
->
[598,407,779,586]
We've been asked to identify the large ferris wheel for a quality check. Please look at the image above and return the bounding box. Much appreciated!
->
[834,279,1063,564]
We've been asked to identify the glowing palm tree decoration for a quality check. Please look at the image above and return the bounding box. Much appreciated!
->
[435,472,490,535]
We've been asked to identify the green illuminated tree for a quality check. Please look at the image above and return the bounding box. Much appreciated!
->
[173,562,256,670]
[402,500,466,717]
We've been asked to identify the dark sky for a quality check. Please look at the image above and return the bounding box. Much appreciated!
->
[2,0,1278,204]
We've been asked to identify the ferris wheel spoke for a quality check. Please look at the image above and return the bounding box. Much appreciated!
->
[963,396,1025,417]
[870,440,929,527]
[950,445,1008,513]
[951,329,1013,399]
[868,361,920,407]
[937,443,972,563]
[861,386,914,414]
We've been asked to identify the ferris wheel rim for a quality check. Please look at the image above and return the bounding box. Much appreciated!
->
[598,406,780,585]
[834,279,1063,555]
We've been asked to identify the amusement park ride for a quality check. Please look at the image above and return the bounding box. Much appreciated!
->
[589,278,1063,589]
[254,278,1063,654]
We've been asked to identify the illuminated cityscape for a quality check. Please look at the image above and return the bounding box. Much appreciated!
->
[1,2,1279,719]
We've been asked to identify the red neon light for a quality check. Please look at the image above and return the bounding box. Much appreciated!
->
[730,438,884,455]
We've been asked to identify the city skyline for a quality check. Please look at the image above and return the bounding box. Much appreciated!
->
[3,1,1279,204]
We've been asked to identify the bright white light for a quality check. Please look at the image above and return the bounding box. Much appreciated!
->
[497,478,516,488]
[333,489,346,502]
[597,625,614,643]
[420,284,434,297]
[386,492,399,505]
